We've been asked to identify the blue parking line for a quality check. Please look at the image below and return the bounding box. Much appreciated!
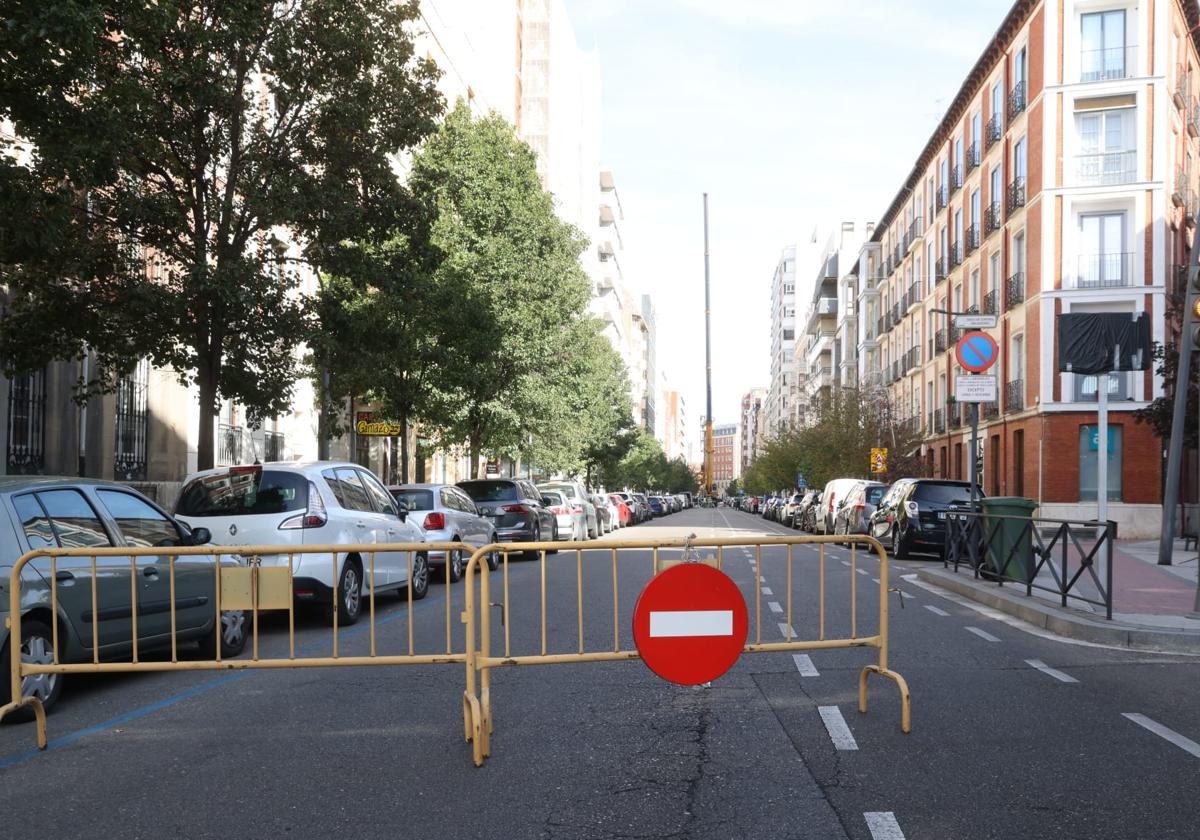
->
[0,598,429,771]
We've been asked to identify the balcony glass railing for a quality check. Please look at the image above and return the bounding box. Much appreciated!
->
[1080,45,1136,83]
[1077,150,1137,186]
[1066,252,1133,289]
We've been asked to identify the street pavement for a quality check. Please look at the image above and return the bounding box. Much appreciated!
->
[1,507,1198,839]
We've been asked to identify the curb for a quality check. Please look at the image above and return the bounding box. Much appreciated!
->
[914,566,1200,654]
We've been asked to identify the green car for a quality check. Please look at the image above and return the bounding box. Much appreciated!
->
[0,477,247,717]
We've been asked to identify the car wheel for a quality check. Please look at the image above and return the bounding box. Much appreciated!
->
[200,609,248,659]
[547,522,559,554]
[587,522,597,540]
[486,538,500,572]
[0,619,64,720]
[405,552,429,600]
[891,528,910,560]
[331,559,363,625]
[446,547,465,584]
[524,525,542,560]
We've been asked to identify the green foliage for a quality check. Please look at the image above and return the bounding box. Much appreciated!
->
[1134,341,1198,449]
[599,432,697,493]
[0,0,442,467]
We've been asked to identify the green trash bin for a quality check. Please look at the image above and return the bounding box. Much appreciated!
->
[979,497,1037,582]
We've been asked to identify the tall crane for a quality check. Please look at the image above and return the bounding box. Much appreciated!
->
[702,193,714,498]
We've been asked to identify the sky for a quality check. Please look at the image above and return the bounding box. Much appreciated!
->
[563,0,1016,438]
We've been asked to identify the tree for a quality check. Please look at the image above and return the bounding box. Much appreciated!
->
[407,103,591,476]
[1134,341,1199,450]
[724,478,741,497]
[0,1,442,468]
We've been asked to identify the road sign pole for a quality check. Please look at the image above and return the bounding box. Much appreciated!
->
[969,403,979,511]
[1098,378,1108,525]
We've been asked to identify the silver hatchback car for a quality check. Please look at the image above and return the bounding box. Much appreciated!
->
[389,484,499,581]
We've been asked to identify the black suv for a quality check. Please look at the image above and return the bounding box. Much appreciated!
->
[457,479,558,556]
[868,479,984,558]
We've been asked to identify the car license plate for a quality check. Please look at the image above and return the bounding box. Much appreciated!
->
[937,511,946,520]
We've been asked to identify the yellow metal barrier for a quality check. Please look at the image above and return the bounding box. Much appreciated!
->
[461,534,911,767]
[0,541,475,749]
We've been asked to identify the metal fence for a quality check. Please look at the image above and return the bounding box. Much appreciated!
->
[944,510,1115,619]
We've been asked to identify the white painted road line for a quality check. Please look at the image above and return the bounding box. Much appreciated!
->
[871,578,880,584]
[778,622,795,639]
[924,605,950,617]
[1122,713,1200,759]
[856,568,869,576]
[840,560,851,567]
[761,586,773,596]
[1026,659,1079,684]
[649,610,733,638]
[965,626,1001,642]
[792,653,819,676]
[768,601,784,614]
[818,706,859,751]
[864,811,906,840]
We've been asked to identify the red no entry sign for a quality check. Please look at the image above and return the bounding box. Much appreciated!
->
[632,562,749,685]
[955,331,999,373]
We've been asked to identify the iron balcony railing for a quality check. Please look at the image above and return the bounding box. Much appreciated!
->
[908,279,923,308]
[876,314,885,337]
[950,164,963,193]
[1066,252,1134,289]
[967,142,981,173]
[983,289,998,315]
[264,430,286,461]
[884,255,893,276]
[986,114,1002,148]
[891,360,901,383]
[985,202,1002,234]
[1080,45,1136,83]
[1008,81,1027,119]
[1077,151,1137,186]
[904,347,920,371]
[935,257,949,283]
[936,185,949,211]
[218,423,245,466]
[1005,379,1025,412]
[1005,272,1025,308]
[948,406,963,429]
[908,217,924,248]
[934,329,949,353]
[1175,66,1191,109]
[1174,168,1191,207]
[965,224,980,255]
[949,240,963,268]
[893,244,903,267]
[1190,103,1200,137]
[1007,177,1026,213]
[892,302,903,325]
[933,408,946,434]
[983,402,1000,420]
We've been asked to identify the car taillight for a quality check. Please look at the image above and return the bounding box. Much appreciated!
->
[279,481,327,530]
[502,504,530,513]
[424,511,445,530]
[855,504,865,511]
[572,504,584,514]
[554,506,568,515]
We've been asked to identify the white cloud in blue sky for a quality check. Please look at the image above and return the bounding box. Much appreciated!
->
[563,0,1016,439]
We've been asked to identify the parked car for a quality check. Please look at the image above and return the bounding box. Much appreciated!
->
[832,481,888,535]
[648,496,666,516]
[460,478,558,557]
[782,493,805,528]
[592,494,622,533]
[817,478,866,535]
[389,483,498,582]
[2,477,248,716]
[868,479,985,558]
[799,491,823,532]
[589,494,614,534]
[539,488,582,542]
[177,462,429,625]
[538,481,597,539]
[631,493,651,522]
[607,494,632,527]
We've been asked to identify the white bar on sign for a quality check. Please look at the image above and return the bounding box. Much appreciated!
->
[649,609,734,638]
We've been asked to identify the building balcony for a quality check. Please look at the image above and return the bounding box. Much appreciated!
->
[1007,177,1026,214]
[1008,81,1026,120]
[1175,66,1191,110]
[948,407,963,429]
[876,314,886,337]
[218,423,246,466]
[1064,252,1134,289]
[966,142,980,174]
[907,279,923,309]
[904,346,920,371]
[933,408,946,434]
[982,402,1000,421]
[935,257,950,283]
[949,241,963,268]
[893,244,903,266]
[264,430,286,462]
[1190,103,1200,138]
[983,289,998,315]
[1080,45,1136,83]
[1005,379,1025,413]
[934,329,948,353]
[950,164,963,193]
[1173,168,1191,207]
[908,217,924,250]
[936,185,949,212]
[985,202,1002,235]
[1005,272,1025,308]
[1077,151,1137,186]
[965,225,980,255]
[986,114,1002,149]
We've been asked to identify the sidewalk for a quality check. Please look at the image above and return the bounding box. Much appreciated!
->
[915,537,1200,653]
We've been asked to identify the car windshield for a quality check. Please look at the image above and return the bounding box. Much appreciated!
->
[912,482,982,504]
[176,468,307,517]
[459,481,518,502]
[392,488,434,511]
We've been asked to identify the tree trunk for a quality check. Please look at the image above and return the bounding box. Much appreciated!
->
[197,364,218,471]
[399,411,410,484]
[469,433,483,480]
[318,362,332,460]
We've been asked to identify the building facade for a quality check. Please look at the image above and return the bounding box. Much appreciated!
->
[711,423,741,495]
[739,387,768,472]
[764,247,799,436]
[856,0,1200,537]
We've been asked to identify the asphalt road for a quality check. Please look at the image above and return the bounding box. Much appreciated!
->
[1,506,1197,839]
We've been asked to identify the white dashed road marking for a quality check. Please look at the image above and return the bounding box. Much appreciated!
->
[761,586,773,596]
[841,560,851,567]
[924,605,950,616]
[856,568,869,576]
[777,622,795,639]
[768,601,783,613]
[965,626,1001,642]
[818,706,858,751]
[1026,659,1079,683]
[864,811,906,840]
[1122,714,1200,759]
[792,653,819,676]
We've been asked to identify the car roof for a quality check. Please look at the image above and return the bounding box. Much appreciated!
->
[0,476,142,493]
[389,483,447,491]
[181,461,363,482]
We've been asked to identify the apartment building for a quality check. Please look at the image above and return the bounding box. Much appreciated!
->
[712,423,741,495]
[659,386,688,462]
[856,0,1200,537]
[764,247,799,435]
[740,387,768,471]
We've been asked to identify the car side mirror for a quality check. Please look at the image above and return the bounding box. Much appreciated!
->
[396,502,408,523]
[190,527,212,546]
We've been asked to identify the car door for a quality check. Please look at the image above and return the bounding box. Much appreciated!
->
[93,488,210,638]
[453,487,490,548]
[331,468,391,588]
[358,469,422,587]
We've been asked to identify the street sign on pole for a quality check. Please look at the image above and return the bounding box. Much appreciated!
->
[954,314,999,330]
[955,374,998,403]
[870,448,888,474]
[955,332,1000,373]
[632,562,748,685]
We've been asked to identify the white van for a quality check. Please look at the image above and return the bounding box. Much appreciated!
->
[817,478,866,535]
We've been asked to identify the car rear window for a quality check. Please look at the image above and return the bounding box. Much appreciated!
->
[865,486,886,504]
[542,490,565,505]
[912,482,981,504]
[393,488,433,511]
[459,481,518,502]
[176,469,308,517]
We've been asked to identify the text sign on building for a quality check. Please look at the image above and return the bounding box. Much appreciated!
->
[632,562,748,686]
[955,332,1000,373]
[954,314,998,331]
[955,374,998,403]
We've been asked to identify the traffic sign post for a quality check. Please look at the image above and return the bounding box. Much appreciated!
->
[955,331,999,373]
[953,331,997,515]
[870,448,888,474]
[632,562,749,685]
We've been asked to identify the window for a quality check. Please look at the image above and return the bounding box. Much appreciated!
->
[32,489,113,549]
[97,490,181,548]
[1075,371,1129,401]
[990,252,1001,289]
[1081,10,1126,82]
[359,470,399,516]
[13,493,57,549]
[330,468,372,512]
[991,82,1003,124]
[928,242,936,282]
[1077,212,1127,287]
[113,359,149,481]
[1078,425,1122,501]
[1076,109,1135,184]
[177,469,307,517]
[970,270,981,309]
[1015,46,1027,86]
[1014,137,1027,179]
[990,165,1002,208]
[972,112,982,149]
[1013,232,1026,273]
[6,368,46,475]
[1011,334,1025,378]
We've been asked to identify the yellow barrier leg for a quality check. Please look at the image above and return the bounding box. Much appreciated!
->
[0,697,48,749]
[859,664,912,734]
